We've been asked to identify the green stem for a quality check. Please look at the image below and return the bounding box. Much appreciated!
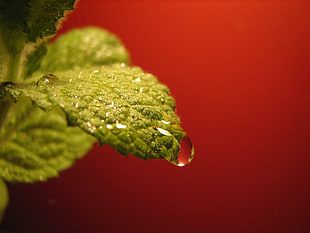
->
[0,177,9,224]
[0,52,24,83]
[6,54,22,82]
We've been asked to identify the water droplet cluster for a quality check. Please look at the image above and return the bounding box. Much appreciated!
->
[17,64,188,163]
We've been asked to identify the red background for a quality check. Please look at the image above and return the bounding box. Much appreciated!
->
[2,0,310,232]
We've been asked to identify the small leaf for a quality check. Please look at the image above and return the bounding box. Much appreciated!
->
[0,0,78,81]
[0,98,95,183]
[40,27,130,73]
[25,0,77,42]
[7,64,186,163]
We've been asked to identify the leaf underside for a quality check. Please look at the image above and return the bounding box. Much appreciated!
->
[0,98,94,183]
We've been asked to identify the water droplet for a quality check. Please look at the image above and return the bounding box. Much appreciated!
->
[115,123,127,129]
[107,101,115,107]
[175,136,194,167]
[37,74,59,87]
[156,127,172,136]
[133,77,141,82]
[86,122,96,133]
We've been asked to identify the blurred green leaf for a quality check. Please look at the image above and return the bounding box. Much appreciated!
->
[0,98,94,183]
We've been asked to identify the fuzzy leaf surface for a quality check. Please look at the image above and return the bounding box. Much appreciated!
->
[40,27,130,73]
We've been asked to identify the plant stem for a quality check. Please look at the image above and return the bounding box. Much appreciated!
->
[6,54,21,82]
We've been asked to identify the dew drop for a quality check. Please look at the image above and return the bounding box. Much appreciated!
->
[86,122,96,133]
[156,127,172,136]
[175,136,194,167]
[107,101,115,107]
[37,74,59,87]
[132,77,141,82]
[115,123,127,129]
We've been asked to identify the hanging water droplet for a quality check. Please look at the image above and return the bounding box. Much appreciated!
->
[175,136,194,167]
[37,74,59,87]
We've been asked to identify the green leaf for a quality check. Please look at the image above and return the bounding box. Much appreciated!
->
[0,0,78,82]
[0,98,95,183]
[40,27,130,73]
[6,64,186,163]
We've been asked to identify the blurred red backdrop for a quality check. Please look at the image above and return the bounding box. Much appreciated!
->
[2,0,310,232]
